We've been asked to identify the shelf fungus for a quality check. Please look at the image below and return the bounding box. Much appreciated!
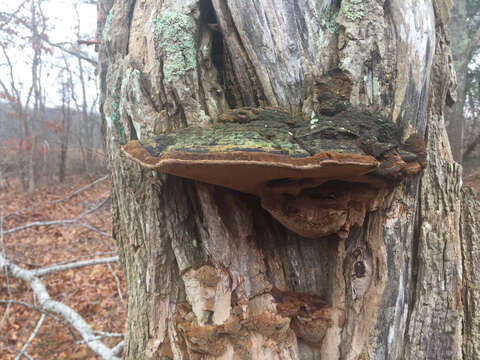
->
[122,107,425,239]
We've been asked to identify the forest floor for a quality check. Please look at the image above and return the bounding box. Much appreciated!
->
[464,166,480,195]
[0,175,125,360]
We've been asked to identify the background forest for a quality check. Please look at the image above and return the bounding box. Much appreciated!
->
[0,0,479,359]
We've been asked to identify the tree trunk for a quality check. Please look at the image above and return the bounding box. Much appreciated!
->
[59,81,71,183]
[78,56,95,174]
[99,0,478,359]
[445,0,467,163]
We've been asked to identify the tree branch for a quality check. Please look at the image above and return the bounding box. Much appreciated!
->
[14,314,45,360]
[4,11,98,66]
[3,218,111,237]
[4,193,111,237]
[32,256,119,277]
[107,262,125,305]
[78,39,100,46]
[0,299,78,341]
[6,175,108,219]
[0,338,32,360]
[47,41,97,66]
[0,253,121,360]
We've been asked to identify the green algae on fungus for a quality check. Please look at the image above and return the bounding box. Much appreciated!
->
[122,106,426,198]
[153,12,197,83]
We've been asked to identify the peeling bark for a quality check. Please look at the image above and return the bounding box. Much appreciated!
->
[98,0,475,359]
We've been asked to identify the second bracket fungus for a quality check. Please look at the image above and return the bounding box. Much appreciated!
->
[123,107,425,239]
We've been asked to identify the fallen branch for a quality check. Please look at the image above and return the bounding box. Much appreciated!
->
[0,253,121,360]
[107,262,125,305]
[3,218,112,237]
[54,251,117,266]
[111,341,124,356]
[0,338,32,360]
[14,314,45,360]
[6,175,108,219]
[0,300,77,341]
[4,194,112,237]
[76,331,123,345]
[32,256,119,277]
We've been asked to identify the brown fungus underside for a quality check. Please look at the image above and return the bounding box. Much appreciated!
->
[122,107,425,239]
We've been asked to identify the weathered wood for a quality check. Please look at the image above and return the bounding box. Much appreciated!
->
[98,0,469,359]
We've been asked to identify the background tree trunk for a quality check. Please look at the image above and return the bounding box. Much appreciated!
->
[59,78,71,183]
[445,0,467,163]
[99,0,478,359]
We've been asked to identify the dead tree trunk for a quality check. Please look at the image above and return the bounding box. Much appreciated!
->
[99,0,478,359]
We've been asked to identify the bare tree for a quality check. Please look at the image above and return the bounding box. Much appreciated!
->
[0,0,49,195]
[58,71,72,183]
[445,0,480,162]
[73,3,97,174]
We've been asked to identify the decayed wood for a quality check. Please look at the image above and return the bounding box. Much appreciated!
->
[98,0,467,358]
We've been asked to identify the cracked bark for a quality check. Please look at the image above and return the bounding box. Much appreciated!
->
[98,0,479,359]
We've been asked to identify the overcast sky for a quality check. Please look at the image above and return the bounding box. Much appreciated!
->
[0,0,98,108]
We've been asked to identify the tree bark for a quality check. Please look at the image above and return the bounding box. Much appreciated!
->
[99,0,478,359]
[445,0,467,163]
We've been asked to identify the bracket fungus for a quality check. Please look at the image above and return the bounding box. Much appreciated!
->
[122,107,425,239]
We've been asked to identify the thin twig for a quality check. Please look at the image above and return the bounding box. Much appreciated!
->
[0,338,33,360]
[111,341,124,356]
[3,219,111,237]
[47,41,98,66]
[106,262,124,305]
[4,191,111,237]
[0,0,29,31]
[0,299,78,341]
[93,331,123,337]
[32,256,119,277]
[54,251,117,266]
[77,39,100,46]
[76,193,110,219]
[76,331,123,345]
[14,314,45,360]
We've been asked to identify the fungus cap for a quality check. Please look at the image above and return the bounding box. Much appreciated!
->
[121,107,425,239]
[123,139,379,195]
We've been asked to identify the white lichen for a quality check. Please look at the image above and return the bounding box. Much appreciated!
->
[153,12,197,83]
